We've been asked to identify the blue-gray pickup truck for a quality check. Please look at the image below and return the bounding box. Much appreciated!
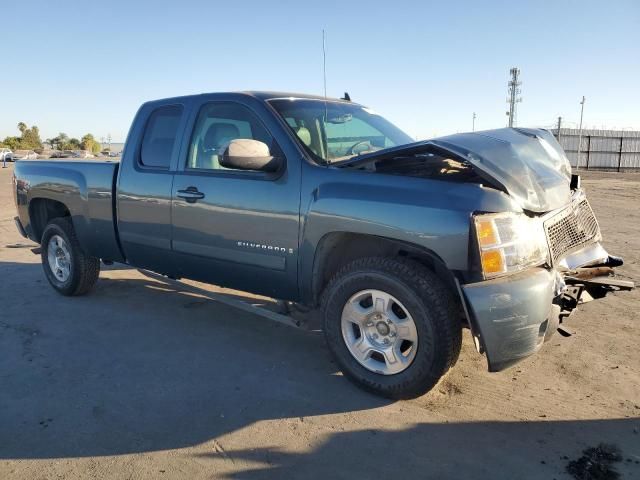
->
[12,91,633,398]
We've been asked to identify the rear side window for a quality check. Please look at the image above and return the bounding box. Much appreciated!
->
[140,105,183,168]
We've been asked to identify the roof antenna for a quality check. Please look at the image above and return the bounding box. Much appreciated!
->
[322,29,327,101]
[322,29,328,120]
[322,29,329,165]
[341,92,351,101]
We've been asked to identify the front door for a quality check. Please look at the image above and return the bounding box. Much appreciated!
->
[170,101,301,300]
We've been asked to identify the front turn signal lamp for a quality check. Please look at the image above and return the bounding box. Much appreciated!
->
[473,212,549,279]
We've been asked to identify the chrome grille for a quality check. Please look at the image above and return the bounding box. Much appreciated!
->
[544,198,601,263]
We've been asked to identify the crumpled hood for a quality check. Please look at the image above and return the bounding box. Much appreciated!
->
[339,127,572,213]
[432,128,572,212]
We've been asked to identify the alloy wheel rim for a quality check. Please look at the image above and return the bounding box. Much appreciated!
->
[341,289,419,375]
[47,235,71,282]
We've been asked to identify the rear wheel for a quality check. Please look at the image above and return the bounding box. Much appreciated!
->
[322,257,461,399]
[41,217,100,296]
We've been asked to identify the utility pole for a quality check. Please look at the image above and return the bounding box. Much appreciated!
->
[556,116,562,141]
[107,133,112,152]
[472,112,476,132]
[506,67,522,127]
[576,96,586,170]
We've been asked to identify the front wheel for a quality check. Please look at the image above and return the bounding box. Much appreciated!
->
[41,217,100,296]
[322,257,461,399]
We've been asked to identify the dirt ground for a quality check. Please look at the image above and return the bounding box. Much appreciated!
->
[0,163,638,479]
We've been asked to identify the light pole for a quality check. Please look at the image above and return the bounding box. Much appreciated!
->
[576,96,586,170]
[556,116,562,141]
[472,112,476,132]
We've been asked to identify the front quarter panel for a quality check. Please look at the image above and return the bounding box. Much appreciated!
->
[299,164,522,302]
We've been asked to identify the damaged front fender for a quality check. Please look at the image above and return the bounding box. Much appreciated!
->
[461,268,557,372]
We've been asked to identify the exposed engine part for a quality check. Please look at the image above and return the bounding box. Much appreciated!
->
[557,284,584,323]
[570,173,581,190]
[601,255,624,267]
[568,266,614,280]
[557,265,635,323]
[557,326,573,337]
[372,154,484,183]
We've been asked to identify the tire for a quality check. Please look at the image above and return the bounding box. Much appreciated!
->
[321,257,462,399]
[41,217,100,296]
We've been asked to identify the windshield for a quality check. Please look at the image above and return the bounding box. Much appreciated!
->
[269,99,413,164]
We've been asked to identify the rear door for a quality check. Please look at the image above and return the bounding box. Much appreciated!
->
[116,101,188,275]
[170,99,301,299]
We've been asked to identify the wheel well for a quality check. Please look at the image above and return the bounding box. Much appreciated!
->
[29,198,71,242]
[311,232,459,306]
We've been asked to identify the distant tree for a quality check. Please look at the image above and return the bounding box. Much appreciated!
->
[61,138,81,150]
[48,133,69,150]
[3,123,42,150]
[1,136,20,150]
[79,133,102,154]
[20,125,42,150]
[81,133,97,152]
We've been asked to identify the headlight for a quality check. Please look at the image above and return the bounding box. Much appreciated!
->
[473,212,549,279]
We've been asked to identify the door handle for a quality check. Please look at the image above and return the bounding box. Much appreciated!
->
[177,187,205,203]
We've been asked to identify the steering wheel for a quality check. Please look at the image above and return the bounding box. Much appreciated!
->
[346,140,373,156]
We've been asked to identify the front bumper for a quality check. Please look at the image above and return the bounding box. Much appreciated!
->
[462,268,557,372]
[461,245,634,372]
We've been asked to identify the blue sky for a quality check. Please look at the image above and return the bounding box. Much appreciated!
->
[1,0,639,142]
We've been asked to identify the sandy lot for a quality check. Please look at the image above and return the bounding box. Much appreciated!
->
[0,163,638,479]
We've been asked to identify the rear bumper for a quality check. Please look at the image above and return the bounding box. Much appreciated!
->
[14,216,27,238]
[461,268,558,372]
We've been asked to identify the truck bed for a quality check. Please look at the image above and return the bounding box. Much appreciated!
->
[13,159,123,262]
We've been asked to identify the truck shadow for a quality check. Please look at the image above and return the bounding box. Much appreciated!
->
[1,260,639,479]
[0,260,386,459]
[206,418,640,479]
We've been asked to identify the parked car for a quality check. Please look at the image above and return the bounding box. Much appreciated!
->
[49,150,73,158]
[1,148,14,162]
[70,150,95,158]
[12,91,633,398]
[12,150,38,160]
[37,150,55,159]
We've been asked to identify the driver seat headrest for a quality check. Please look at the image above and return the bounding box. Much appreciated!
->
[295,127,312,147]
[203,123,240,151]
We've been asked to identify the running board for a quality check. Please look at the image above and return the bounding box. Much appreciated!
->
[138,269,305,329]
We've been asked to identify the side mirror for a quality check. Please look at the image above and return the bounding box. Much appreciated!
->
[219,139,281,172]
